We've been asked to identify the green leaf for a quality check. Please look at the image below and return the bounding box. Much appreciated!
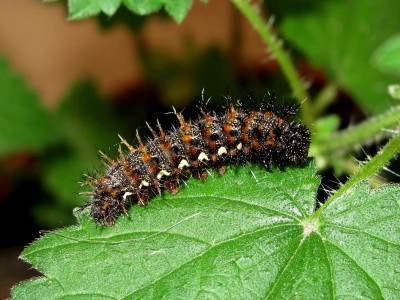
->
[68,0,102,19]
[98,0,121,16]
[65,0,194,23]
[123,0,163,15]
[68,0,121,18]
[263,0,324,23]
[124,0,193,23]
[164,0,193,23]
[372,34,400,75]
[55,81,129,158]
[279,0,400,113]
[39,81,143,227]
[11,162,400,298]
[97,6,148,32]
[0,58,57,155]
[313,115,340,143]
[318,182,400,298]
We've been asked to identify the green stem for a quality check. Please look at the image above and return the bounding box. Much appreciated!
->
[315,131,400,218]
[342,158,387,187]
[310,105,400,157]
[313,83,338,115]
[231,0,314,129]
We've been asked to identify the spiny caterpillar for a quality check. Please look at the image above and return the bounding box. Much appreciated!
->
[80,95,310,226]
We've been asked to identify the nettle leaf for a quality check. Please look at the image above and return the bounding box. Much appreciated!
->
[0,58,57,154]
[319,182,400,298]
[279,0,400,113]
[11,162,400,299]
[65,0,194,23]
[68,0,122,19]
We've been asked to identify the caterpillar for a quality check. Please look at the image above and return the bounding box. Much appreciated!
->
[80,95,310,226]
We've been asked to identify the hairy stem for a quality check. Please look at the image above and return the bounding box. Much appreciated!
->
[310,105,400,157]
[231,0,314,128]
[315,130,400,217]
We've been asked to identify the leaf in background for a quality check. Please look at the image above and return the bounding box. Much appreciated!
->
[311,114,341,170]
[39,81,143,227]
[68,0,121,19]
[163,0,193,23]
[97,6,148,32]
[64,0,194,23]
[264,0,323,23]
[11,162,400,299]
[372,34,400,75]
[32,198,76,228]
[98,0,121,16]
[55,81,130,159]
[124,0,194,23]
[277,0,400,113]
[194,46,237,99]
[0,58,57,155]
[313,115,340,143]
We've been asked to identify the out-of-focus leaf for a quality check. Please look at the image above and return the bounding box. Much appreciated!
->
[64,0,194,23]
[278,0,400,113]
[55,81,128,158]
[40,81,143,227]
[68,0,121,18]
[372,34,400,75]
[194,46,236,98]
[264,0,325,23]
[97,6,148,32]
[0,58,57,155]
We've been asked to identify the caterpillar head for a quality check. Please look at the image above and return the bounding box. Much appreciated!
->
[278,122,310,165]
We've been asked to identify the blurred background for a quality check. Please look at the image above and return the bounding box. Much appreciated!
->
[1,0,400,298]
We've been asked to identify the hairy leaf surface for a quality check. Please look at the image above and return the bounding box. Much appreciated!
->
[12,162,400,299]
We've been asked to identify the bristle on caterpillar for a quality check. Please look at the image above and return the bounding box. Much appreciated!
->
[81,94,310,226]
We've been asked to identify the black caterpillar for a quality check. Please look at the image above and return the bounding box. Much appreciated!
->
[81,95,310,226]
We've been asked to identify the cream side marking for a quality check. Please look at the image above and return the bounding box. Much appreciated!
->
[157,169,171,179]
[178,159,190,169]
[139,180,149,189]
[217,146,227,156]
[123,192,133,200]
[198,152,209,161]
